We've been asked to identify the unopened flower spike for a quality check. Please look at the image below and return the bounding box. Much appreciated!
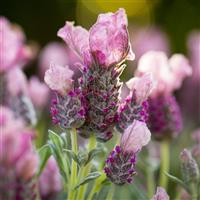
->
[104,120,151,185]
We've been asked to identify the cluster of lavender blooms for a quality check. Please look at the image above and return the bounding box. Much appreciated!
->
[44,8,155,186]
[135,51,192,139]
[0,17,62,200]
[0,17,50,123]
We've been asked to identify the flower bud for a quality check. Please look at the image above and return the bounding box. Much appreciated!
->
[180,149,199,184]
[151,187,169,200]
[50,90,85,129]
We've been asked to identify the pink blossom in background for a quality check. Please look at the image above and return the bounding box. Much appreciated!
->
[39,42,69,77]
[136,51,192,96]
[130,26,170,61]
[179,31,200,124]
[0,125,38,181]
[0,17,32,73]
[151,187,169,200]
[120,120,151,153]
[0,106,25,134]
[126,73,156,104]
[28,76,49,108]
[6,68,28,96]
[192,128,200,143]
[44,63,74,95]
[39,156,62,198]
[58,8,134,68]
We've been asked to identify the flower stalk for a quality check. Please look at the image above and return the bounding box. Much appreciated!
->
[159,139,170,189]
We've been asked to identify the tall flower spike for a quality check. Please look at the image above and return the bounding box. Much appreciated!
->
[116,73,154,133]
[57,8,134,141]
[104,120,151,184]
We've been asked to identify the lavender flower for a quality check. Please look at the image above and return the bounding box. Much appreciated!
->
[136,51,192,139]
[104,120,151,184]
[54,8,134,141]
[45,63,85,130]
[116,73,154,132]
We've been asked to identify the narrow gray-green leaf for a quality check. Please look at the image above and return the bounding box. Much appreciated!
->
[37,144,51,176]
[74,172,102,189]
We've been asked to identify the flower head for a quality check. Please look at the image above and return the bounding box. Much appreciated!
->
[151,187,169,200]
[104,120,151,184]
[44,63,74,95]
[0,17,32,73]
[28,76,49,108]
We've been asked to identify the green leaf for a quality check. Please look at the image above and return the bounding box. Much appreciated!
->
[165,172,190,193]
[48,130,63,149]
[74,172,102,189]
[37,144,51,176]
[77,150,89,166]
[86,148,104,165]
[63,149,79,164]
[48,141,68,182]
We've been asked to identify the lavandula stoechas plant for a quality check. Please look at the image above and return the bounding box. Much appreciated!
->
[56,8,134,141]
[135,51,192,189]
[0,106,39,200]
[104,120,151,185]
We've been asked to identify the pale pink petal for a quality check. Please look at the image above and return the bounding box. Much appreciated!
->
[126,73,156,104]
[137,51,174,95]
[44,63,74,95]
[169,54,192,90]
[120,120,151,153]
[151,187,169,200]
[57,21,91,65]
[89,8,134,67]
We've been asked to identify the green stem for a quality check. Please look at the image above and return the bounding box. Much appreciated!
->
[87,173,107,200]
[106,184,115,200]
[147,167,155,198]
[76,134,96,200]
[159,139,170,189]
[68,128,78,200]
[190,182,198,200]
